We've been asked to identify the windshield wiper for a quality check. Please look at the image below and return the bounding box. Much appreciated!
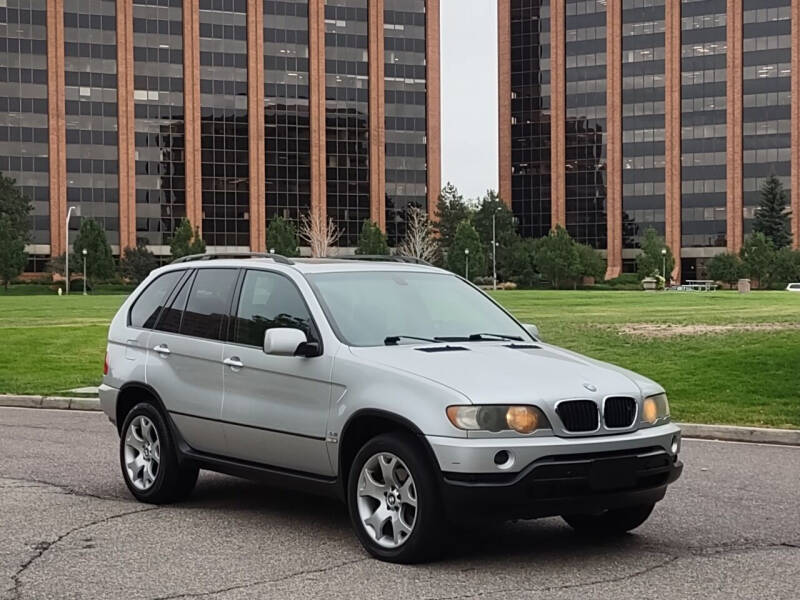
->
[434,333,524,342]
[384,335,439,346]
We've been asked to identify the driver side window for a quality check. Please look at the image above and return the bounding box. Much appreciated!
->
[233,270,316,347]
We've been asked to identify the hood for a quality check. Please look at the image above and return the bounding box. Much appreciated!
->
[349,342,658,405]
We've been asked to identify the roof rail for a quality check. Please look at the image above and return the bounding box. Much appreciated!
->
[332,255,433,267]
[170,252,294,265]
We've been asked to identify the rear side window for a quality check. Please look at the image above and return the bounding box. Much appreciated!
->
[129,271,184,329]
[180,269,238,340]
[155,271,194,333]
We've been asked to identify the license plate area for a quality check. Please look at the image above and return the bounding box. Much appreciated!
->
[589,457,637,491]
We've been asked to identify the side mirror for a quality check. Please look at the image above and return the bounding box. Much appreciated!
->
[523,323,540,340]
[263,328,311,356]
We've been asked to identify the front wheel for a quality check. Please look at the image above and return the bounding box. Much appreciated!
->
[347,432,444,563]
[562,503,655,535]
[119,402,198,504]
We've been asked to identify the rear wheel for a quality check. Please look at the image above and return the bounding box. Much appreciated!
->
[562,503,655,535]
[120,402,198,504]
[347,432,444,563]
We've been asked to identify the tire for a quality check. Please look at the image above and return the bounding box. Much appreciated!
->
[347,432,444,563]
[119,402,198,504]
[562,503,655,536]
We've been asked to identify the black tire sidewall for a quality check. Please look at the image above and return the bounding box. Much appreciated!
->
[119,402,184,504]
[347,432,443,563]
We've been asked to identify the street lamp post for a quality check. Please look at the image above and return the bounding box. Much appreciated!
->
[82,249,87,296]
[464,248,470,281]
[661,248,667,285]
[64,206,77,294]
[492,210,497,291]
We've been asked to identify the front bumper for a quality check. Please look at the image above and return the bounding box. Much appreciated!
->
[440,446,682,519]
[426,424,682,519]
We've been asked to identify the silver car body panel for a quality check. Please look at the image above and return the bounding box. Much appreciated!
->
[102,258,680,483]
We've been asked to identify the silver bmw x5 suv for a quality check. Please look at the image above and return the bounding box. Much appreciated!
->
[100,254,682,563]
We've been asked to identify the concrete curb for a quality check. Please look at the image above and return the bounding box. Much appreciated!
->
[678,422,800,447]
[0,394,100,411]
[0,396,798,446]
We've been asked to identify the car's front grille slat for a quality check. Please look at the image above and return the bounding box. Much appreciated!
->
[556,400,598,432]
[604,396,636,428]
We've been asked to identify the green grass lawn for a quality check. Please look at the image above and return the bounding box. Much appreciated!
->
[0,289,798,428]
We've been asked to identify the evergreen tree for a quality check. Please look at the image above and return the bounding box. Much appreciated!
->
[753,174,792,249]
[447,221,485,280]
[472,190,521,282]
[533,225,581,289]
[0,172,32,289]
[72,218,115,284]
[434,182,472,250]
[170,218,205,259]
[636,228,674,281]
[266,216,299,257]
[355,220,389,255]
[120,238,158,284]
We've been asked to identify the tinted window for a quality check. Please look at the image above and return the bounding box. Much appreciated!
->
[155,271,194,333]
[180,269,238,340]
[129,271,184,329]
[233,270,315,346]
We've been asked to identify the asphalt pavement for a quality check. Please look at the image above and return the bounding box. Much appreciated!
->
[1,406,799,600]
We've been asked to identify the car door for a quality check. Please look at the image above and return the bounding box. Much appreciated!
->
[146,267,239,456]
[221,268,334,476]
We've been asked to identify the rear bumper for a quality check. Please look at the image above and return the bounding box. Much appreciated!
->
[98,383,118,425]
[440,447,683,520]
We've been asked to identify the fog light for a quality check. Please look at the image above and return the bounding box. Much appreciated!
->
[494,450,509,465]
[671,435,680,455]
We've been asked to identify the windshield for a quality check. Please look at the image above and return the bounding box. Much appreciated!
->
[307,271,529,347]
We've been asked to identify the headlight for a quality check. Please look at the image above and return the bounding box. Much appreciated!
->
[641,393,670,425]
[446,405,550,434]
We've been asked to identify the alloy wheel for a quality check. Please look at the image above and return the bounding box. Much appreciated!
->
[356,452,418,548]
[123,415,161,491]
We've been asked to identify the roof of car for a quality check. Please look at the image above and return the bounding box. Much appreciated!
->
[159,255,446,276]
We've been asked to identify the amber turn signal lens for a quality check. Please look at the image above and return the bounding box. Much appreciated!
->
[642,397,658,424]
[506,406,539,434]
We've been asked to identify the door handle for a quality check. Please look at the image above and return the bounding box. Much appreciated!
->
[223,356,243,369]
[153,344,170,355]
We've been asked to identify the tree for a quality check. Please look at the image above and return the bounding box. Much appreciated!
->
[266,216,299,257]
[72,218,115,284]
[740,232,775,288]
[170,218,205,260]
[299,212,341,257]
[355,220,389,255]
[772,247,800,285]
[505,237,538,288]
[636,227,674,281]
[707,252,744,288]
[447,221,485,280]
[533,225,581,289]
[434,182,472,250]
[753,174,792,249]
[120,238,158,284]
[397,206,438,263]
[0,172,32,289]
[576,243,606,282]
[473,190,515,250]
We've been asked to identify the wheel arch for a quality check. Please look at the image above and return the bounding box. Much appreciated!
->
[337,408,440,498]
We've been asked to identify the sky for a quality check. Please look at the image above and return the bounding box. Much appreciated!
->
[440,0,498,201]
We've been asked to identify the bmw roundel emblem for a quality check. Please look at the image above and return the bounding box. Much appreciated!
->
[583,383,598,392]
